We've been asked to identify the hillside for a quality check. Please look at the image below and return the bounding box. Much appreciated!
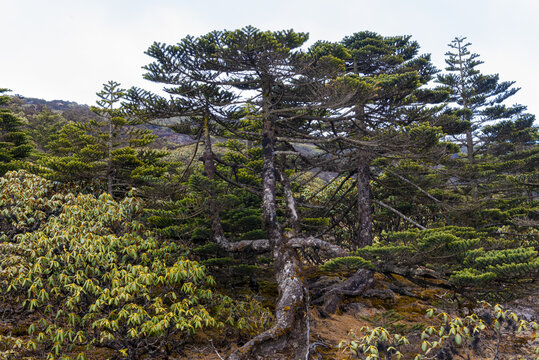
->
[10,95,195,147]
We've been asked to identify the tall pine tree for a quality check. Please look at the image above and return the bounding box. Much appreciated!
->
[307,32,446,247]
[436,37,531,201]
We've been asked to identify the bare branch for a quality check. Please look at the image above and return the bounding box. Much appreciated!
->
[214,236,270,252]
[288,236,348,257]
[373,200,427,230]
[385,168,442,204]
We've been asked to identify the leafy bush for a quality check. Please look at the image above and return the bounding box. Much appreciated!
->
[339,303,539,360]
[0,171,225,359]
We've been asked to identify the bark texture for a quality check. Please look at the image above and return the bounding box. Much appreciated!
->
[356,160,373,247]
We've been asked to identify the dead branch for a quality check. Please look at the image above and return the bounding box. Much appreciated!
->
[214,236,271,253]
[373,200,427,230]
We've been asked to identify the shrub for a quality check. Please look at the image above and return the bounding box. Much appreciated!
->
[0,171,224,359]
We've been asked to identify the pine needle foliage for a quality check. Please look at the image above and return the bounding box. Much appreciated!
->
[0,89,33,175]
[45,81,168,198]
[356,226,538,295]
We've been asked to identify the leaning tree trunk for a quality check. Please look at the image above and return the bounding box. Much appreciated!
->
[356,157,373,248]
[228,87,307,360]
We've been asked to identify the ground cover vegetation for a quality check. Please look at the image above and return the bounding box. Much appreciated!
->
[0,28,537,359]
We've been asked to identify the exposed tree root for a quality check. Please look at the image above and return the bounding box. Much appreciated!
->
[227,247,307,360]
[311,269,375,315]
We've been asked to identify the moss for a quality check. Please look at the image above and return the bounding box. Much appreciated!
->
[398,304,429,315]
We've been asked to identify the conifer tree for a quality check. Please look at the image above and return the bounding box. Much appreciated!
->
[24,107,67,152]
[0,89,33,175]
[46,81,167,197]
[436,37,532,201]
[307,32,446,247]
[128,36,240,244]
[132,27,349,359]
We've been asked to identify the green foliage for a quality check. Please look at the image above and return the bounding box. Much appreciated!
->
[193,243,221,256]
[339,326,409,359]
[321,256,373,273]
[0,170,64,239]
[429,37,539,231]
[0,89,33,175]
[241,229,267,240]
[24,107,67,152]
[45,81,168,198]
[356,226,538,295]
[302,217,330,230]
[2,28,537,359]
[340,303,539,360]
[419,304,539,360]
[218,295,273,341]
[191,227,210,242]
[0,171,224,359]
[202,257,235,267]
[450,246,539,288]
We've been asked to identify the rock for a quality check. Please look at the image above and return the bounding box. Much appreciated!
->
[342,302,369,314]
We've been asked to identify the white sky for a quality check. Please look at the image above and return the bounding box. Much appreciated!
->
[2,0,538,117]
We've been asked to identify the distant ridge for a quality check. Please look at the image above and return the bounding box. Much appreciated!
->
[11,95,195,146]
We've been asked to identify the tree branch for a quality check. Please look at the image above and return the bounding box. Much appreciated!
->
[373,200,427,230]
[385,168,442,203]
[288,236,348,257]
[214,236,271,252]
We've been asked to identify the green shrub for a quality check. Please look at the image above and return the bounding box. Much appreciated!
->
[0,171,225,359]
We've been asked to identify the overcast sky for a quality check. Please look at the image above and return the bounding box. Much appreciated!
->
[2,0,538,117]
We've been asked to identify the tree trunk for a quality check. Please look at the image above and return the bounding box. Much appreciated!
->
[353,104,373,248]
[279,165,299,236]
[228,84,307,360]
[466,129,478,201]
[356,159,373,247]
[107,114,114,197]
[201,114,226,243]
